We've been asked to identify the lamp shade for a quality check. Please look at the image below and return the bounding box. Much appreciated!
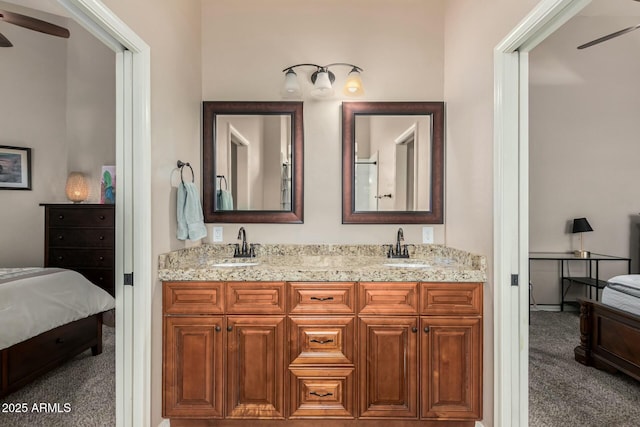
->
[283,69,301,96]
[572,217,593,233]
[343,68,364,96]
[310,69,334,98]
[65,171,89,203]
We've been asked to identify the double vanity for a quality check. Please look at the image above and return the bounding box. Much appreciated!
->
[159,243,486,427]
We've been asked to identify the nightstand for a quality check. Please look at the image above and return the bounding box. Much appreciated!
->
[41,203,115,296]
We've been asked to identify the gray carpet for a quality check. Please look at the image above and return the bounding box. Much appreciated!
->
[529,310,640,426]
[0,325,115,427]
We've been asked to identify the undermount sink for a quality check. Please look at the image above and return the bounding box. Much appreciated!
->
[382,261,431,268]
[210,260,259,268]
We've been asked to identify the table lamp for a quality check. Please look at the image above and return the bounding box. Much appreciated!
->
[572,217,593,258]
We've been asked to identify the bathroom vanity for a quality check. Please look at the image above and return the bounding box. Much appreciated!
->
[159,244,485,427]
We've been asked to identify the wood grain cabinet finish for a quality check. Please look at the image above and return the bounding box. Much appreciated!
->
[162,280,483,426]
[42,204,115,296]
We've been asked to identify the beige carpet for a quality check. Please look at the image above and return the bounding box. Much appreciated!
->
[0,325,115,427]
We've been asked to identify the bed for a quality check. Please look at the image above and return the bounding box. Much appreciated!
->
[574,274,640,382]
[0,267,115,398]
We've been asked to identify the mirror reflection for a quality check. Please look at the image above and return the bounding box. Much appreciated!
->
[342,102,444,224]
[354,115,431,212]
[203,101,304,223]
[215,114,292,211]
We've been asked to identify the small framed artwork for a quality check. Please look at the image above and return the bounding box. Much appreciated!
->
[100,165,116,204]
[0,145,32,190]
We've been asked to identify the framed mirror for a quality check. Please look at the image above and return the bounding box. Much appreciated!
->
[342,102,444,224]
[203,101,304,223]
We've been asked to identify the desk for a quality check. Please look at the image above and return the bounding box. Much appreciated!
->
[529,252,631,311]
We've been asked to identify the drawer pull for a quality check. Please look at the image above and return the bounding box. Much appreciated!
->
[424,326,430,333]
[215,325,221,332]
[227,326,233,331]
[412,327,418,333]
[58,214,64,220]
[99,256,105,261]
[57,256,64,261]
[55,338,65,344]
[310,338,334,344]
[310,391,333,398]
[99,215,106,220]
[99,236,105,240]
[310,296,334,301]
[57,235,64,240]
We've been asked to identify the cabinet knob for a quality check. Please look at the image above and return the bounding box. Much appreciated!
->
[58,214,64,220]
[57,235,64,240]
[99,256,105,261]
[227,326,233,331]
[57,256,64,261]
[215,325,221,332]
[55,338,65,344]
[412,327,418,333]
[99,236,105,240]
[424,326,430,333]
[99,215,106,220]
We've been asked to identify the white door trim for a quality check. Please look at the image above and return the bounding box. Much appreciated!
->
[57,1,151,426]
[493,0,590,426]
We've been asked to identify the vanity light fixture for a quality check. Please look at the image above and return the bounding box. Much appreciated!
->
[282,63,364,99]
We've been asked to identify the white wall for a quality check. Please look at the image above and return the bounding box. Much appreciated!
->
[0,3,114,267]
[529,15,640,305]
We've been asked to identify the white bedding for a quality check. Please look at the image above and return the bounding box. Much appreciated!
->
[0,267,115,350]
[602,275,640,317]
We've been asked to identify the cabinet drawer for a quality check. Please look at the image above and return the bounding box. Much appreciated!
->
[48,248,113,268]
[226,282,286,314]
[48,207,114,227]
[420,283,482,315]
[358,282,419,314]
[289,367,355,419]
[289,282,355,314]
[164,282,224,315]
[48,228,114,248]
[289,317,355,365]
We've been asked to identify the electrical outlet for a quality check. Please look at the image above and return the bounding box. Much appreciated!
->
[213,226,223,242]
[422,226,434,244]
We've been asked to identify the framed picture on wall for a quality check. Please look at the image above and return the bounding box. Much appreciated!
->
[0,145,32,190]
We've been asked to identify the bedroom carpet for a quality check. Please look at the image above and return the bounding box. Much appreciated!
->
[529,310,640,426]
[0,325,115,427]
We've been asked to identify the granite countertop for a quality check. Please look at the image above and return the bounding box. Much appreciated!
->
[158,244,486,283]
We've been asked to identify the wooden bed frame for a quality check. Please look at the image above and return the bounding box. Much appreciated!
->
[0,312,104,398]
[574,298,640,382]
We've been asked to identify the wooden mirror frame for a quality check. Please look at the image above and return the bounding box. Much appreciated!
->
[342,101,444,224]
[203,101,304,223]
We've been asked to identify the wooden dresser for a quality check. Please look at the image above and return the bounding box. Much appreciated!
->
[41,203,115,296]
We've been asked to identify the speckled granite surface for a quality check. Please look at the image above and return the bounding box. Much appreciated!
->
[158,244,486,283]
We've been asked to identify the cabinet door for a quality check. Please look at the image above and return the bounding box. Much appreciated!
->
[421,317,482,420]
[226,316,285,419]
[163,316,223,419]
[359,316,418,418]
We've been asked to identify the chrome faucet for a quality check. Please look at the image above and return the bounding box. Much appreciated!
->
[384,227,410,258]
[234,226,256,258]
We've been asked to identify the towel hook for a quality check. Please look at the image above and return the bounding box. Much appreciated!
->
[216,175,228,190]
[177,160,194,183]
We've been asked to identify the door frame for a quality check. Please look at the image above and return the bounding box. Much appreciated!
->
[493,0,590,426]
[58,1,151,426]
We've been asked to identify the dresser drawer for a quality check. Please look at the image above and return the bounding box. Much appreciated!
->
[358,282,419,315]
[48,248,114,268]
[164,281,224,315]
[289,316,355,365]
[48,228,114,248]
[289,282,355,314]
[47,207,114,227]
[226,282,286,314]
[289,367,355,419]
[420,282,483,315]
[75,268,114,296]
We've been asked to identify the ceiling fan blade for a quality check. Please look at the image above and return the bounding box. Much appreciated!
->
[0,31,12,47]
[0,9,69,39]
[578,23,640,49]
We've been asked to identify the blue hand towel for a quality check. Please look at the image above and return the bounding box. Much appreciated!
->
[216,189,234,210]
[177,182,207,241]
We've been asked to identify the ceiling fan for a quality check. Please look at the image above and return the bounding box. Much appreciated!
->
[578,0,640,49]
[0,9,70,48]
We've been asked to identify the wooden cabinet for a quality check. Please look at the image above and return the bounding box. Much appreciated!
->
[41,203,115,296]
[162,280,483,426]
